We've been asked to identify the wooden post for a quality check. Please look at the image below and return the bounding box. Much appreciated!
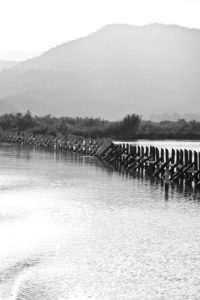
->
[171,149,175,164]
[137,146,141,157]
[165,148,169,161]
[164,148,170,183]
[180,149,184,166]
[198,152,200,182]
[189,150,193,163]
[161,148,164,162]
[176,149,180,166]
[194,151,198,170]
[141,146,144,156]
[150,146,155,159]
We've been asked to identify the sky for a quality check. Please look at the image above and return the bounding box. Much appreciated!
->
[0,0,200,61]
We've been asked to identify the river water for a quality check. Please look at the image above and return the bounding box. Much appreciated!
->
[1,142,200,300]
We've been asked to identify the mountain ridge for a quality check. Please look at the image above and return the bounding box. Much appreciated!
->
[0,60,18,72]
[0,23,200,119]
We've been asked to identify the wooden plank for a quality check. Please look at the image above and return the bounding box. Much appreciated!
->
[145,157,162,173]
[132,155,154,171]
[128,152,147,170]
[106,145,121,162]
[185,170,200,185]
[121,146,137,166]
[153,158,172,177]
[171,162,194,182]
[109,148,127,163]
[102,145,117,160]
[125,148,140,166]
[96,143,113,158]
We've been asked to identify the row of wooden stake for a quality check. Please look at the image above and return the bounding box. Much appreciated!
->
[1,132,200,187]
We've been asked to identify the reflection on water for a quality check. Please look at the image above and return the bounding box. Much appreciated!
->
[1,143,200,299]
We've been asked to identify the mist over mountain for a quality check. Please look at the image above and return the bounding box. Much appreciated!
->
[0,23,200,119]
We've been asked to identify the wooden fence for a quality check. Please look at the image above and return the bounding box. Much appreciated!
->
[1,132,200,187]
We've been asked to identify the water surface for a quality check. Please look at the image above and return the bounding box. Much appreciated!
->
[1,143,200,299]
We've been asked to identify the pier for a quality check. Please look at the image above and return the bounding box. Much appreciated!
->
[1,132,200,187]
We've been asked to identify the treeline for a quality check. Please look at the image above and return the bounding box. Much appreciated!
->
[0,111,200,140]
[139,119,200,139]
[0,111,141,140]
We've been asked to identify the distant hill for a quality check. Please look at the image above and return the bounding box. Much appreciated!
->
[0,24,200,119]
[148,113,200,122]
[0,60,18,72]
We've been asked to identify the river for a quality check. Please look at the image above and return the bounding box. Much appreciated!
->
[0,142,200,299]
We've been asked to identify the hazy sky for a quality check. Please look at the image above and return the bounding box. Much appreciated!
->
[0,0,199,60]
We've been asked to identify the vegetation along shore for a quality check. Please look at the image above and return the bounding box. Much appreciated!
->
[0,111,200,140]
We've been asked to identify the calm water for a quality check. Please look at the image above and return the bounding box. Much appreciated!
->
[1,143,200,299]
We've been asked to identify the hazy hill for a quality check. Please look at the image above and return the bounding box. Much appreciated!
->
[0,24,200,119]
[0,60,18,72]
[148,113,200,122]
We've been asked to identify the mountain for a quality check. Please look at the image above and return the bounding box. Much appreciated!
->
[148,113,200,122]
[0,60,18,72]
[0,23,200,119]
